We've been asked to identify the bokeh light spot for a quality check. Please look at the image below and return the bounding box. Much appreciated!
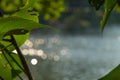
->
[31,58,38,65]
[53,55,60,61]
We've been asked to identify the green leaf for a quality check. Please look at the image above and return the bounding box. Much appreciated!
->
[7,53,23,79]
[22,0,37,10]
[14,10,39,23]
[5,29,29,36]
[0,17,49,37]
[12,69,22,79]
[0,17,43,39]
[101,0,117,31]
[100,9,110,32]
[6,53,23,71]
[11,0,39,22]
[114,4,120,13]
[1,33,29,51]
[0,52,24,80]
[0,17,48,50]
[99,64,120,80]
[104,0,117,10]
[0,54,12,80]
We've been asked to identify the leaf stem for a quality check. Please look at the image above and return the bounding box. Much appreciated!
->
[10,35,33,80]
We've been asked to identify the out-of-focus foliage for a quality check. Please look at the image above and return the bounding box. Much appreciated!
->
[34,0,65,21]
[0,0,65,21]
[0,0,27,13]
[0,0,58,80]
[89,0,120,31]
[114,0,120,13]
[89,0,120,80]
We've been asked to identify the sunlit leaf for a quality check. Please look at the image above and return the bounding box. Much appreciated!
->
[0,17,41,39]
[6,53,23,70]
[6,53,24,79]
[0,52,24,80]
[0,17,49,51]
[0,17,47,39]
[0,54,12,80]
[13,10,39,23]
[99,64,120,80]
[1,33,29,51]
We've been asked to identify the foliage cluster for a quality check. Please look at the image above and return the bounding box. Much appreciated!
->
[0,0,65,80]
[0,0,65,20]
[89,0,120,80]
[89,0,120,31]
[0,0,120,80]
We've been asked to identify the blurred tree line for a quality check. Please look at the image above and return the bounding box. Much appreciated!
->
[44,0,120,35]
[1,0,120,34]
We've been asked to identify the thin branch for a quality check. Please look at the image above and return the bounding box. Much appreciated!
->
[10,35,33,80]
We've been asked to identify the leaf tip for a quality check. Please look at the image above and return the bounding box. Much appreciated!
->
[100,20,105,32]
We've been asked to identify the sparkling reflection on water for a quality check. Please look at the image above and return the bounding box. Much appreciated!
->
[21,26,120,80]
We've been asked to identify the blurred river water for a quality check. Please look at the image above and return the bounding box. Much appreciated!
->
[21,26,120,80]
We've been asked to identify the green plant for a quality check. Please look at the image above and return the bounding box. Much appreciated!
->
[1,0,120,80]
[89,0,120,31]
[0,0,65,80]
[89,0,120,80]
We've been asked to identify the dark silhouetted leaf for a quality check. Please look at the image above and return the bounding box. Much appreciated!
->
[89,0,104,10]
